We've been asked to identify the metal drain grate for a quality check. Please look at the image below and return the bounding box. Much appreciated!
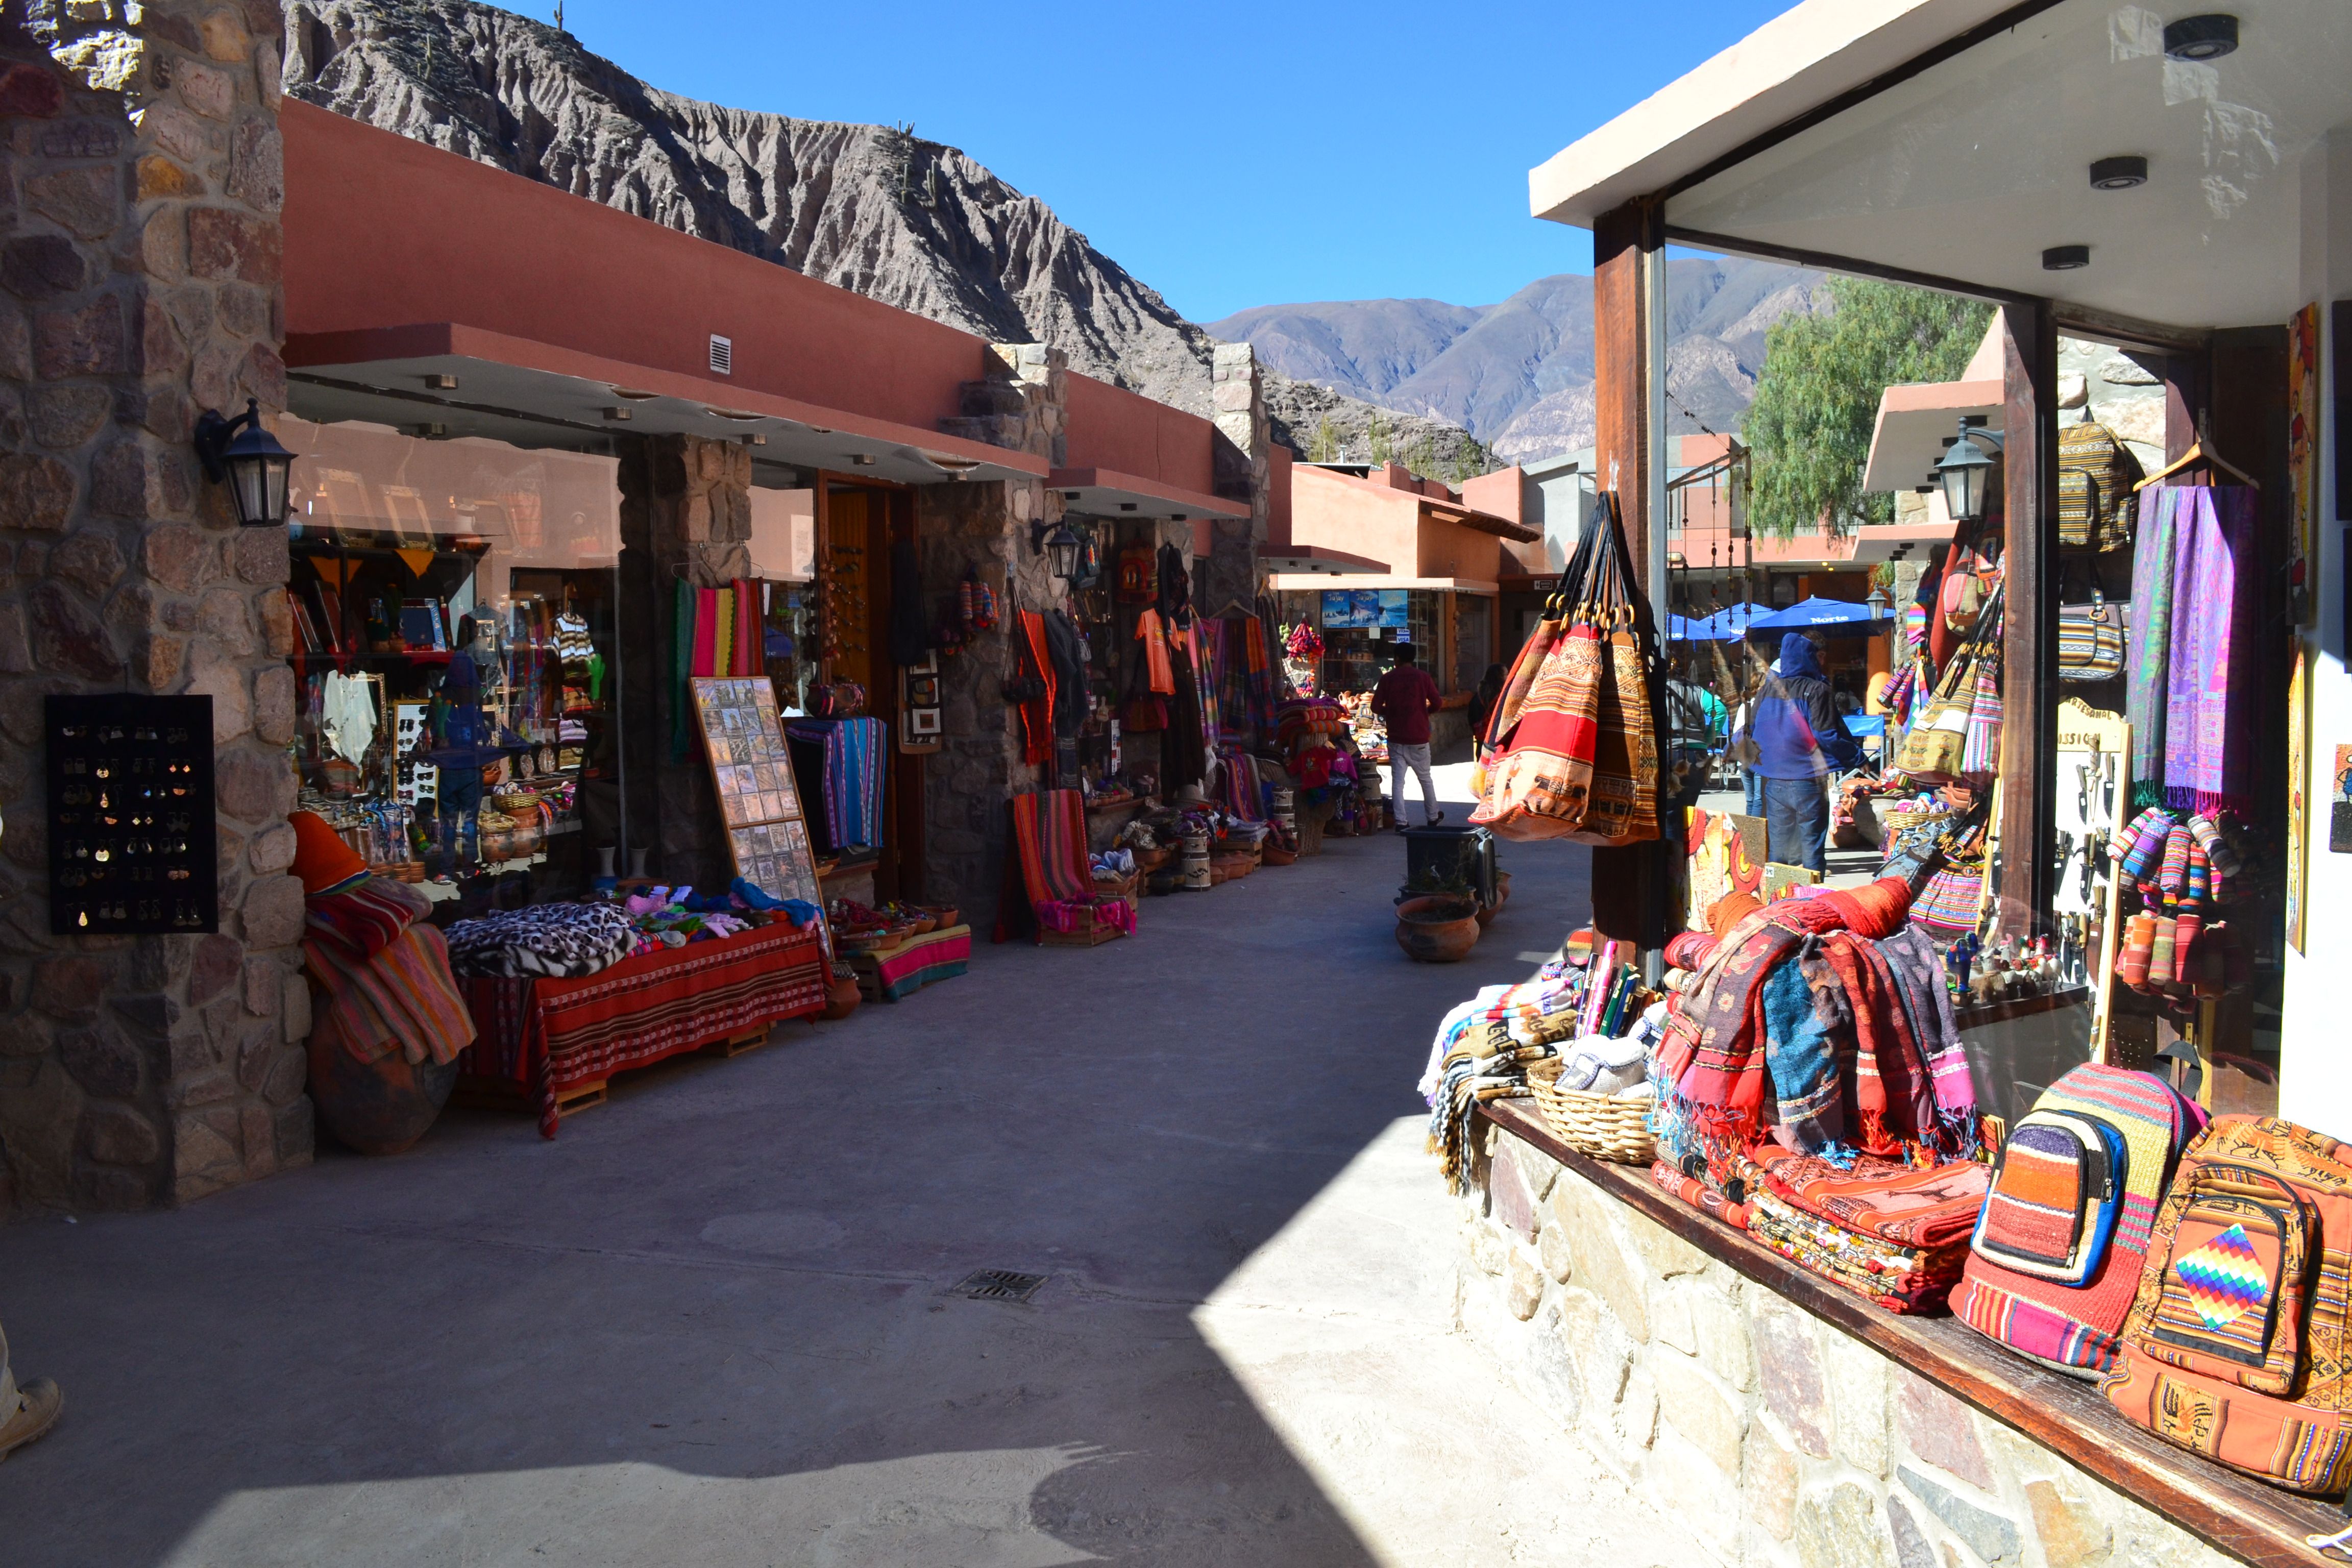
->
[956,1268,1048,1303]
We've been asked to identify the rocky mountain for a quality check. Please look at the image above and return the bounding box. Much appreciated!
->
[280,0,1486,471]
[1207,257,1827,464]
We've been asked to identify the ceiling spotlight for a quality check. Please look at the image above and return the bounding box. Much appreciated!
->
[2162,13,2238,60]
[601,406,632,421]
[850,453,876,467]
[2042,244,2091,271]
[1119,502,1137,512]
[2089,156,2148,190]
[423,373,459,390]
[1063,491,1081,501]
[739,433,766,447]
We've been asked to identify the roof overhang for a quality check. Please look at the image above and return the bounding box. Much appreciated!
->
[1267,574,1501,594]
[1258,545,1390,576]
[1845,520,1958,564]
[1531,0,2344,331]
[1861,379,2004,493]
[1049,467,1247,522]
[1529,0,2023,227]
[284,322,1048,488]
[1424,499,1542,543]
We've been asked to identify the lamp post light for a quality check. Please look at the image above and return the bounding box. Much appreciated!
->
[193,398,295,527]
[1933,416,2005,525]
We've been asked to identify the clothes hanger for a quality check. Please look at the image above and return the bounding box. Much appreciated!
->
[2135,408,2258,492]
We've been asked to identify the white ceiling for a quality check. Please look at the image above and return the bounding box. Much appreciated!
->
[1666,0,2349,328]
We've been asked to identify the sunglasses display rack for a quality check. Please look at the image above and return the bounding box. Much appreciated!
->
[46,694,219,935]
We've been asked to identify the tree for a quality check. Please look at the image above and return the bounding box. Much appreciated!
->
[1308,417,1340,463]
[1742,278,1991,538]
[1366,410,1393,467]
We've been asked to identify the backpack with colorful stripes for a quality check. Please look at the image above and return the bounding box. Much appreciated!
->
[1954,1064,2205,1378]
[2101,1116,2352,1494]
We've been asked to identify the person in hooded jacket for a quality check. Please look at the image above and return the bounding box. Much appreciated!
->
[1750,631,1863,873]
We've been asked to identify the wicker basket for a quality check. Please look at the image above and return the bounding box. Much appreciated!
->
[1526,1058,1657,1164]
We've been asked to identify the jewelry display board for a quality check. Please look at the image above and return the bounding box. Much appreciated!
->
[690,676,822,910]
[46,694,218,934]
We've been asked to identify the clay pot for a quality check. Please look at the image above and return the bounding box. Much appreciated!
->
[822,972,863,1020]
[1395,895,1481,963]
[305,1032,458,1156]
[1476,870,1514,929]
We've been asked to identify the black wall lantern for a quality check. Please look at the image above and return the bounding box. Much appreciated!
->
[194,398,295,527]
[1934,416,2005,524]
[1029,517,1084,584]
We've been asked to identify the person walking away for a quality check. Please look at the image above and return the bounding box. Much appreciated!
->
[0,1317,63,1461]
[1750,632,1862,873]
[1469,663,1506,739]
[1371,643,1444,830]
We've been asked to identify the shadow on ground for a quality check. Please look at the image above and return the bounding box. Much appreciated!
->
[0,774,1609,1566]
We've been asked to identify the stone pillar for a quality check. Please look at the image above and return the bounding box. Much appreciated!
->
[614,432,753,893]
[0,2,302,1217]
[922,344,1067,930]
[1207,341,1267,617]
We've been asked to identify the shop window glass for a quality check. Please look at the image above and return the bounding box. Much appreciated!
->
[271,414,622,902]
[747,486,819,717]
[1456,595,1491,693]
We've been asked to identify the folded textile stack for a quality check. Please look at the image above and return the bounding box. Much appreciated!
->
[292,809,477,1068]
[1420,971,1586,1191]
[1747,1191,1968,1313]
[445,901,638,978]
[1744,1148,1990,1313]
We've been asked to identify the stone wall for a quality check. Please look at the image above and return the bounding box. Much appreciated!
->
[0,1,304,1219]
[1458,1118,2233,1568]
[1205,341,1265,616]
[615,431,753,891]
[919,342,1068,929]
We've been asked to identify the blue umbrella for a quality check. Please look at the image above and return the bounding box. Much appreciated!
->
[1747,596,1888,632]
[1701,601,1771,640]
[1665,613,1713,642]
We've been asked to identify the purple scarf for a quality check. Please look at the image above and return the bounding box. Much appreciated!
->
[2163,485,2260,814]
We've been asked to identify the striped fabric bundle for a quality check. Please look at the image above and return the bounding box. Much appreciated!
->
[1749,1190,1968,1313]
[1013,789,1133,941]
[306,919,477,1067]
[305,874,422,961]
[2157,823,2193,902]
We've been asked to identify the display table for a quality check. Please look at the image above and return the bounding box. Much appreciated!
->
[456,920,827,1137]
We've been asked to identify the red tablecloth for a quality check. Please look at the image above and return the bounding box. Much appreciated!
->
[458,920,826,1136]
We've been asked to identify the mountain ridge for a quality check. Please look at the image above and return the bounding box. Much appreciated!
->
[1206,257,1827,463]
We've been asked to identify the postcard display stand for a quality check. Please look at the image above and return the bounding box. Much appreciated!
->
[46,694,219,934]
[689,677,825,914]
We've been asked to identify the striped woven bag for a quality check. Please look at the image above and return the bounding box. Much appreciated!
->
[1960,656,2002,775]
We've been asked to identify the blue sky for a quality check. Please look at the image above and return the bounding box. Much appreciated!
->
[544,0,1785,322]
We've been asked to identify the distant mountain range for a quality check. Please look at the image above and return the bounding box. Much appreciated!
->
[282,0,1486,472]
[1207,257,1826,464]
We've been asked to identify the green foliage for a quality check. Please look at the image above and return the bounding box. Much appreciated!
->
[1309,417,1341,463]
[1366,410,1394,466]
[1742,278,1992,538]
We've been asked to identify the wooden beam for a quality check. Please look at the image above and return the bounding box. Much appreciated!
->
[1589,200,1667,952]
[1996,300,2058,937]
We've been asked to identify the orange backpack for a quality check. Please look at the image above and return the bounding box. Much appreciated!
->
[2100,1115,2352,1494]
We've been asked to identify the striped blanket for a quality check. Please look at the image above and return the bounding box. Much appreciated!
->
[1013,789,1132,938]
[307,922,477,1068]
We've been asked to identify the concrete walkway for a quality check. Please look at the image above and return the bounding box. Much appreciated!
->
[0,767,1704,1567]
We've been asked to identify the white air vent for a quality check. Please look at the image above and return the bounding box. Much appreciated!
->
[708,334,732,375]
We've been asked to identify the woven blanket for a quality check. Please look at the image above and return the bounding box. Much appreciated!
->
[1751,1146,1989,1250]
[307,921,476,1067]
[788,718,886,851]
[1659,896,1852,1138]
[458,921,826,1137]
[445,901,636,979]
[849,924,971,1000]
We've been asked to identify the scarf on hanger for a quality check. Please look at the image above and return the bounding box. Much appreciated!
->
[2162,484,2261,815]
[1136,609,1175,695]
[2126,485,2182,802]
